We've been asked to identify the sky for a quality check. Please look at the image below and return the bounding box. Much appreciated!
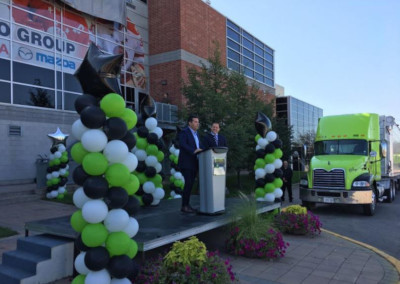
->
[210,0,400,123]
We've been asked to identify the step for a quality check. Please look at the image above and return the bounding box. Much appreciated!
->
[0,264,35,284]
[2,250,48,274]
[0,194,41,205]
[17,234,72,259]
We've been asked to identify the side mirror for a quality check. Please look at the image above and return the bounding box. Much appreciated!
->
[380,141,387,158]
[302,144,308,158]
[370,151,377,158]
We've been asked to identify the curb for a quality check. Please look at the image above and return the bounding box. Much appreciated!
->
[322,228,400,278]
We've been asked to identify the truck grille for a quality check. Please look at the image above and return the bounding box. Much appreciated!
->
[313,169,345,189]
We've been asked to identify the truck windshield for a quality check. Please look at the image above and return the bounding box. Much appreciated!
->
[314,140,368,156]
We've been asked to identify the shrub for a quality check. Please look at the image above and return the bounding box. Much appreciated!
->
[275,205,322,235]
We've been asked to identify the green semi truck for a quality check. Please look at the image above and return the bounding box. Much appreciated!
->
[300,113,400,216]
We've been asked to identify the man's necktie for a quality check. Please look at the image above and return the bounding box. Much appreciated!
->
[214,134,218,146]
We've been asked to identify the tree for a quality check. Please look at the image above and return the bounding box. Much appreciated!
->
[272,116,293,162]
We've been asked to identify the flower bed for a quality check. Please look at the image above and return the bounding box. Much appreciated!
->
[274,205,322,235]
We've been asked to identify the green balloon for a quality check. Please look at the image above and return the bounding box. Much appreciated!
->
[157,151,165,162]
[264,183,275,193]
[106,232,130,256]
[100,93,126,117]
[274,148,283,159]
[149,174,162,188]
[146,144,158,156]
[70,210,88,233]
[255,187,265,198]
[121,108,138,130]
[173,156,179,164]
[51,178,60,185]
[136,137,148,149]
[255,134,261,142]
[82,153,108,176]
[174,179,183,188]
[62,171,69,177]
[169,154,174,161]
[255,158,266,169]
[71,274,86,284]
[106,163,130,187]
[169,176,175,183]
[60,155,69,163]
[273,178,283,188]
[126,239,138,259]
[49,160,55,166]
[135,195,143,206]
[122,174,140,195]
[264,154,275,164]
[53,158,61,165]
[57,194,64,200]
[137,172,147,185]
[46,180,52,186]
[81,223,108,247]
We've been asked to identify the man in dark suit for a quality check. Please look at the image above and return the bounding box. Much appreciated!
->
[178,115,203,213]
[205,122,227,148]
[282,160,293,202]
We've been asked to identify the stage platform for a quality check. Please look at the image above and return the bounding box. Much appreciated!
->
[25,197,280,252]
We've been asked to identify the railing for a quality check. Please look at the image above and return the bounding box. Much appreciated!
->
[155,102,178,123]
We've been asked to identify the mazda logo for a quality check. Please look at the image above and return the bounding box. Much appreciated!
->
[18,47,33,60]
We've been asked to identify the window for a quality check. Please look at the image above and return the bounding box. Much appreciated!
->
[242,57,253,69]
[255,63,263,74]
[227,59,240,72]
[13,62,55,88]
[227,48,240,63]
[244,67,253,77]
[227,20,240,32]
[242,30,253,41]
[243,38,253,50]
[0,81,10,103]
[227,39,240,52]
[227,28,240,43]
[243,48,253,59]
[13,83,55,109]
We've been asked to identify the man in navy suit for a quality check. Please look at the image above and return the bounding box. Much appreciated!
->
[178,115,203,213]
[205,122,227,149]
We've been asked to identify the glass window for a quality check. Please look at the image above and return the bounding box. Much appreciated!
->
[243,38,253,50]
[227,48,240,62]
[227,59,240,72]
[265,45,273,54]
[254,38,263,48]
[227,19,240,32]
[255,55,263,65]
[254,72,263,82]
[255,63,263,74]
[264,52,273,63]
[0,81,10,103]
[242,56,253,69]
[264,77,273,86]
[0,58,10,79]
[227,39,240,52]
[64,73,82,93]
[227,28,240,43]
[243,48,253,59]
[264,68,273,79]
[265,61,273,70]
[64,92,80,111]
[244,67,253,77]
[13,83,55,109]
[242,30,253,41]
[13,62,55,88]
[255,45,263,57]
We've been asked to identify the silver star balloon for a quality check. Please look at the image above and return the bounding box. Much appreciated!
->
[48,128,69,146]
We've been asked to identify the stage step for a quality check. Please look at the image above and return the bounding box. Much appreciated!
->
[0,234,74,284]
[0,183,40,205]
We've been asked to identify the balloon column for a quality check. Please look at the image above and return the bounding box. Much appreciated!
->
[253,112,284,202]
[168,127,184,199]
[46,128,70,199]
[131,95,166,206]
[70,43,140,284]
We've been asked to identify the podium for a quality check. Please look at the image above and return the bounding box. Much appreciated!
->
[198,147,228,215]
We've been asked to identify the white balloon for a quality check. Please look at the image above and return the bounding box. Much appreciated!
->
[66,164,70,170]
[51,190,58,198]
[170,190,176,197]
[152,127,163,139]
[72,119,89,140]
[131,146,138,153]
[111,278,131,284]
[145,117,158,131]
[82,200,108,224]
[174,149,180,157]
[264,193,275,202]
[255,145,261,151]
[74,252,90,275]
[274,188,283,198]
[257,138,268,148]
[255,168,266,179]
[73,187,92,209]
[155,163,162,173]
[58,144,66,152]
[169,146,176,154]
[49,154,55,160]
[264,164,276,174]
[273,159,283,169]
[122,217,139,238]
[54,151,62,158]
[170,168,176,175]
[85,269,111,284]
[121,152,138,172]
[58,187,66,194]
[151,198,161,206]
[46,173,52,180]
[143,181,156,194]
[174,194,182,199]
[104,140,129,164]
[59,169,67,175]
[135,149,147,161]
[104,209,130,232]
[256,197,265,202]
[46,193,51,199]
[174,172,183,180]
[153,187,165,200]
[145,155,158,167]
[81,129,108,152]
[267,131,277,142]
[52,171,60,178]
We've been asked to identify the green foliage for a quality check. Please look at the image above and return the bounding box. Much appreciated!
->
[163,236,207,268]
[283,205,308,215]
[272,116,293,161]
[0,226,18,239]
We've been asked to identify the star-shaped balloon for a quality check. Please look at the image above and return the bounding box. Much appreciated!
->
[255,112,272,138]
[74,42,124,98]
[48,128,69,146]
[140,94,157,119]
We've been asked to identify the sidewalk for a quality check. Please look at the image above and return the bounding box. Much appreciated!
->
[0,198,399,284]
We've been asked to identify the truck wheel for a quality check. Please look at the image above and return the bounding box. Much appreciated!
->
[385,181,395,203]
[302,201,315,210]
[363,189,376,216]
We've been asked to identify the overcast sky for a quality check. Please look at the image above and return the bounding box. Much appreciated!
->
[210,0,400,123]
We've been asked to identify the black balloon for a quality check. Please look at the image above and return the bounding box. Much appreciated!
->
[256,149,266,158]
[53,165,60,171]
[84,246,110,271]
[265,173,275,183]
[104,187,129,209]
[121,131,136,151]
[50,146,58,154]
[47,167,53,173]
[59,177,68,186]
[137,126,149,138]
[74,42,123,98]
[255,178,266,188]
[74,94,99,114]
[83,176,109,199]
[80,106,106,129]
[136,161,146,173]
[156,139,164,150]
[123,196,140,216]
[135,186,144,196]
[265,143,276,154]
[75,234,89,252]
[142,193,154,206]
[147,133,158,144]
[128,259,140,279]
[60,163,67,169]
[272,139,283,149]
[108,255,132,279]
[140,94,157,119]
[274,169,283,178]
[73,166,90,185]
[145,167,156,178]
[103,117,128,140]
[46,187,52,193]
[173,140,179,148]
[255,112,272,138]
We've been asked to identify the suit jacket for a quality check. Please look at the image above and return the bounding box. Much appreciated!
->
[282,167,293,183]
[205,132,227,149]
[178,127,204,170]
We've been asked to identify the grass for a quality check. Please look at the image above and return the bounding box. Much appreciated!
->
[0,226,18,239]
[43,191,73,205]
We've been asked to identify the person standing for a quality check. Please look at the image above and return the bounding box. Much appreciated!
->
[205,122,227,148]
[178,115,203,213]
[282,160,293,202]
